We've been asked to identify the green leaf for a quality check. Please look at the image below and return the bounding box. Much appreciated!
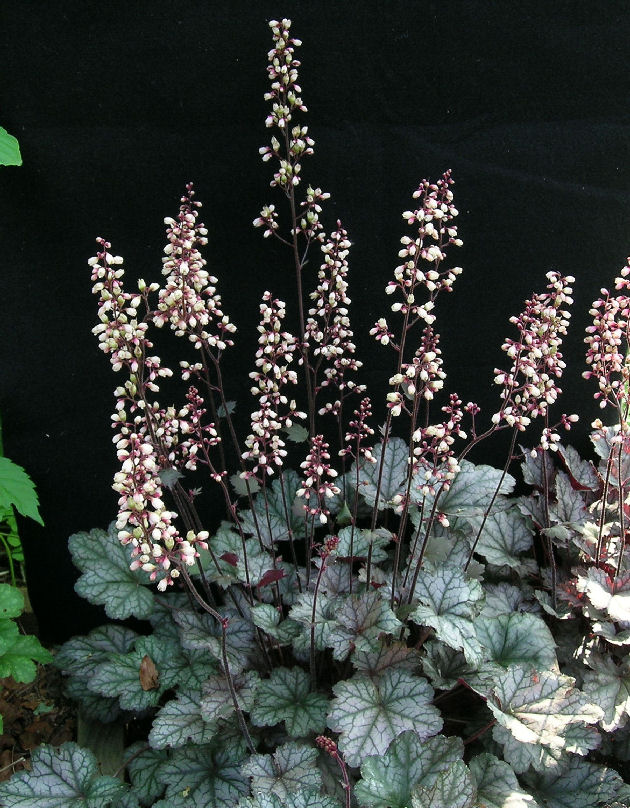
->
[480,583,531,617]
[0,628,52,681]
[64,676,123,724]
[583,654,630,732]
[156,740,249,808]
[240,470,305,545]
[0,456,43,525]
[328,669,442,767]
[411,759,475,808]
[326,591,403,661]
[241,742,321,801]
[523,757,623,808]
[471,664,603,748]
[0,742,127,807]
[354,731,464,808]
[468,753,540,808]
[475,613,557,669]
[149,690,217,749]
[464,508,533,569]
[410,565,484,665]
[0,126,22,166]
[284,424,309,443]
[69,526,157,620]
[200,670,260,722]
[250,667,328,737]
[0,582,24,618]
[354,438,408,509]
[124,742,168,806]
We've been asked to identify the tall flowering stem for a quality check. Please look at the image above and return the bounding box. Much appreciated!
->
[369,171,463,586]
[89,241,209,591]
[339,397,376,593]
[583,260,630,574]
[255,18,331,437]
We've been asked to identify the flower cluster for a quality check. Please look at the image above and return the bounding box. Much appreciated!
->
[305,225,365,415]
[154,183,236,355]
[258,19,310,192]
[411,394,467,502]
[296,435,340,524]
[89,242,208,590]
[583,259,630,415]
[493,271,576,441]
[386,326,446,417]
[379,170,463,332]
[242,293,306,478]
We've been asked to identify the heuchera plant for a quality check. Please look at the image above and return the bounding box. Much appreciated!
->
[3,18,630,808]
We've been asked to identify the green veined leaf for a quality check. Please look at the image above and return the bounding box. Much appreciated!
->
[577,568,630,622]
[238,790,342,808]
[69,525,157,620]
[583,654,630,732]
[410,565,484,665]
[523,756,623,808]
[328,669,442,767]
[354,731,464,808]
[354,438,408,509]
[55,624,138,678]
[0,456,43,524]
[149,690,216,749]
[0,127,22,166]
[352,638,421,675]
[464,508,533,569]
[200,670,260,723]
[419,460,515,516]
[251,603,301,644]
[468,753,540,808]
[326,591,403,661]
[88,635,173,713]
[411,759,475,808]
[493,721,601,775]
[241,742,321,801]
[474,612,557,669]
[0,742,127,807]
[335,525,391,563]
[249,667,328,737]
[240,470,305,545]
[470,664,603,748]
[124,742,168,806]
[156,740,249,808]
[421,641,474,691]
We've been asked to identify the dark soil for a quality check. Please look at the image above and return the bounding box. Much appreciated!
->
[0,614,76,782]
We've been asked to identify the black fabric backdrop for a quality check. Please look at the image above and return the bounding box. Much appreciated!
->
[1,1,629,642]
